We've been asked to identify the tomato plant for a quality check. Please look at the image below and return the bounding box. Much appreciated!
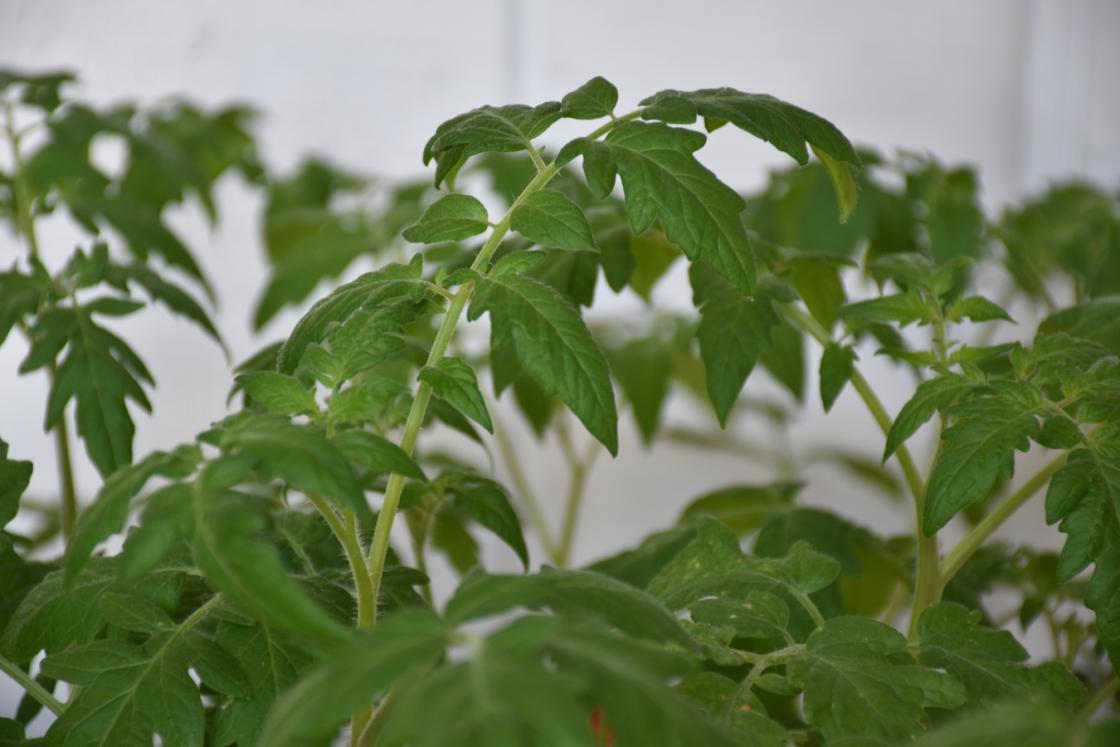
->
[1,69,1118,746]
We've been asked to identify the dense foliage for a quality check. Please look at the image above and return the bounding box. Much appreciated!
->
[2,70,1119,746]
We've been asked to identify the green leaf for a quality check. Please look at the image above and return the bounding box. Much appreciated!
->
[419,356,493,432]
[191,457,349,645]
[546,622,730,747]
[884,374,971,460]
[692,267,782,424]
[947,295,1014,323]
[378,617,595,747]
[511,189,598,251]
[917,602,1084,708]
[561,76,618,119]
[330,430,426,481]
[403,193,489,243]
[677,671,788,746]
[841,289,933,329]
[647,517,837,625]
[924,384,1044,533]
[212,413,365,513]
[42,633,205,747]
[789,255,847,330]
[210,620,312,746]
[0,439,33,545]
[1044,426,1120,667]
[526,248,599,307]
[586,523,701,589]
[812,145,859,222]
[470,269,618,454]
[27,306,154,477]
[439,471,528,568]
[639,88,859,167]
[234,371,319,416]
[2,557,186,665]
[559,121,754,293]
[1040,299,1120,356]
[789,616,966,743]
[690,590,792,643]
[66,445,201,581]
[278,257,428,374]
[679,482,801,536]
[608,335,673,444]
[107,259,222,344]
[258,610,448,746]
[424,102,562,186]
[819,343,855,411]
[446,567,692,647]
[628,230,682,301]
[759,322,805,401]
[0,269,56,348]
[914,701,1077,747]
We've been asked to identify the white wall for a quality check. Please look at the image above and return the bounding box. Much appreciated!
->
[2,0,1118,719]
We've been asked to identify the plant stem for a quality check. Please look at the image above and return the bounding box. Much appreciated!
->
[778,302,937,636]
[554,418,601,568]
[0,653,65,716]
[306,494,375,628]
[51,377,79,542]
[489,403,559,561]
[6,103,81,543]
[1077,676,1120,723]
[355,114,640,742]
[939,451,1068,588]
[367,174,557,589]
[730,643,806,728]
[364,111,642,612]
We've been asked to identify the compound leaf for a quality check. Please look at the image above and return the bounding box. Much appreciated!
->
[403,193,489,243]
[511,189,598,252]
[471,269,617,454]
[418,357,493,432]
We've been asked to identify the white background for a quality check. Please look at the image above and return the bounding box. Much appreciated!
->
[2,0,1119,722]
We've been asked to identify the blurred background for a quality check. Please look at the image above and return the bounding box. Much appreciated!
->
[2,0,1119,706]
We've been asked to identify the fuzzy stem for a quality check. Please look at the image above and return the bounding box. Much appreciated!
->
[0,653,64,716]
[939,451,1067,588]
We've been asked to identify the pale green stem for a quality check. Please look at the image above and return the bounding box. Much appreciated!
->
[354,113,643,743]
[6,100,79,542]
[364,111,644,609]
[0,653,64,716]
[939,451,1068,588]
[554,418,601,568]
[730,643,806,729]
[489,402,559,561]
[306,494,374,628]
[1077,676,1120,724]
[778,303,936,638]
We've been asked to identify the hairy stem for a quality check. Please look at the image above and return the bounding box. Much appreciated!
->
[939,451,1068,588]
[778,303,937,637]
[306,495,375,627]
[0,653,65,716]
